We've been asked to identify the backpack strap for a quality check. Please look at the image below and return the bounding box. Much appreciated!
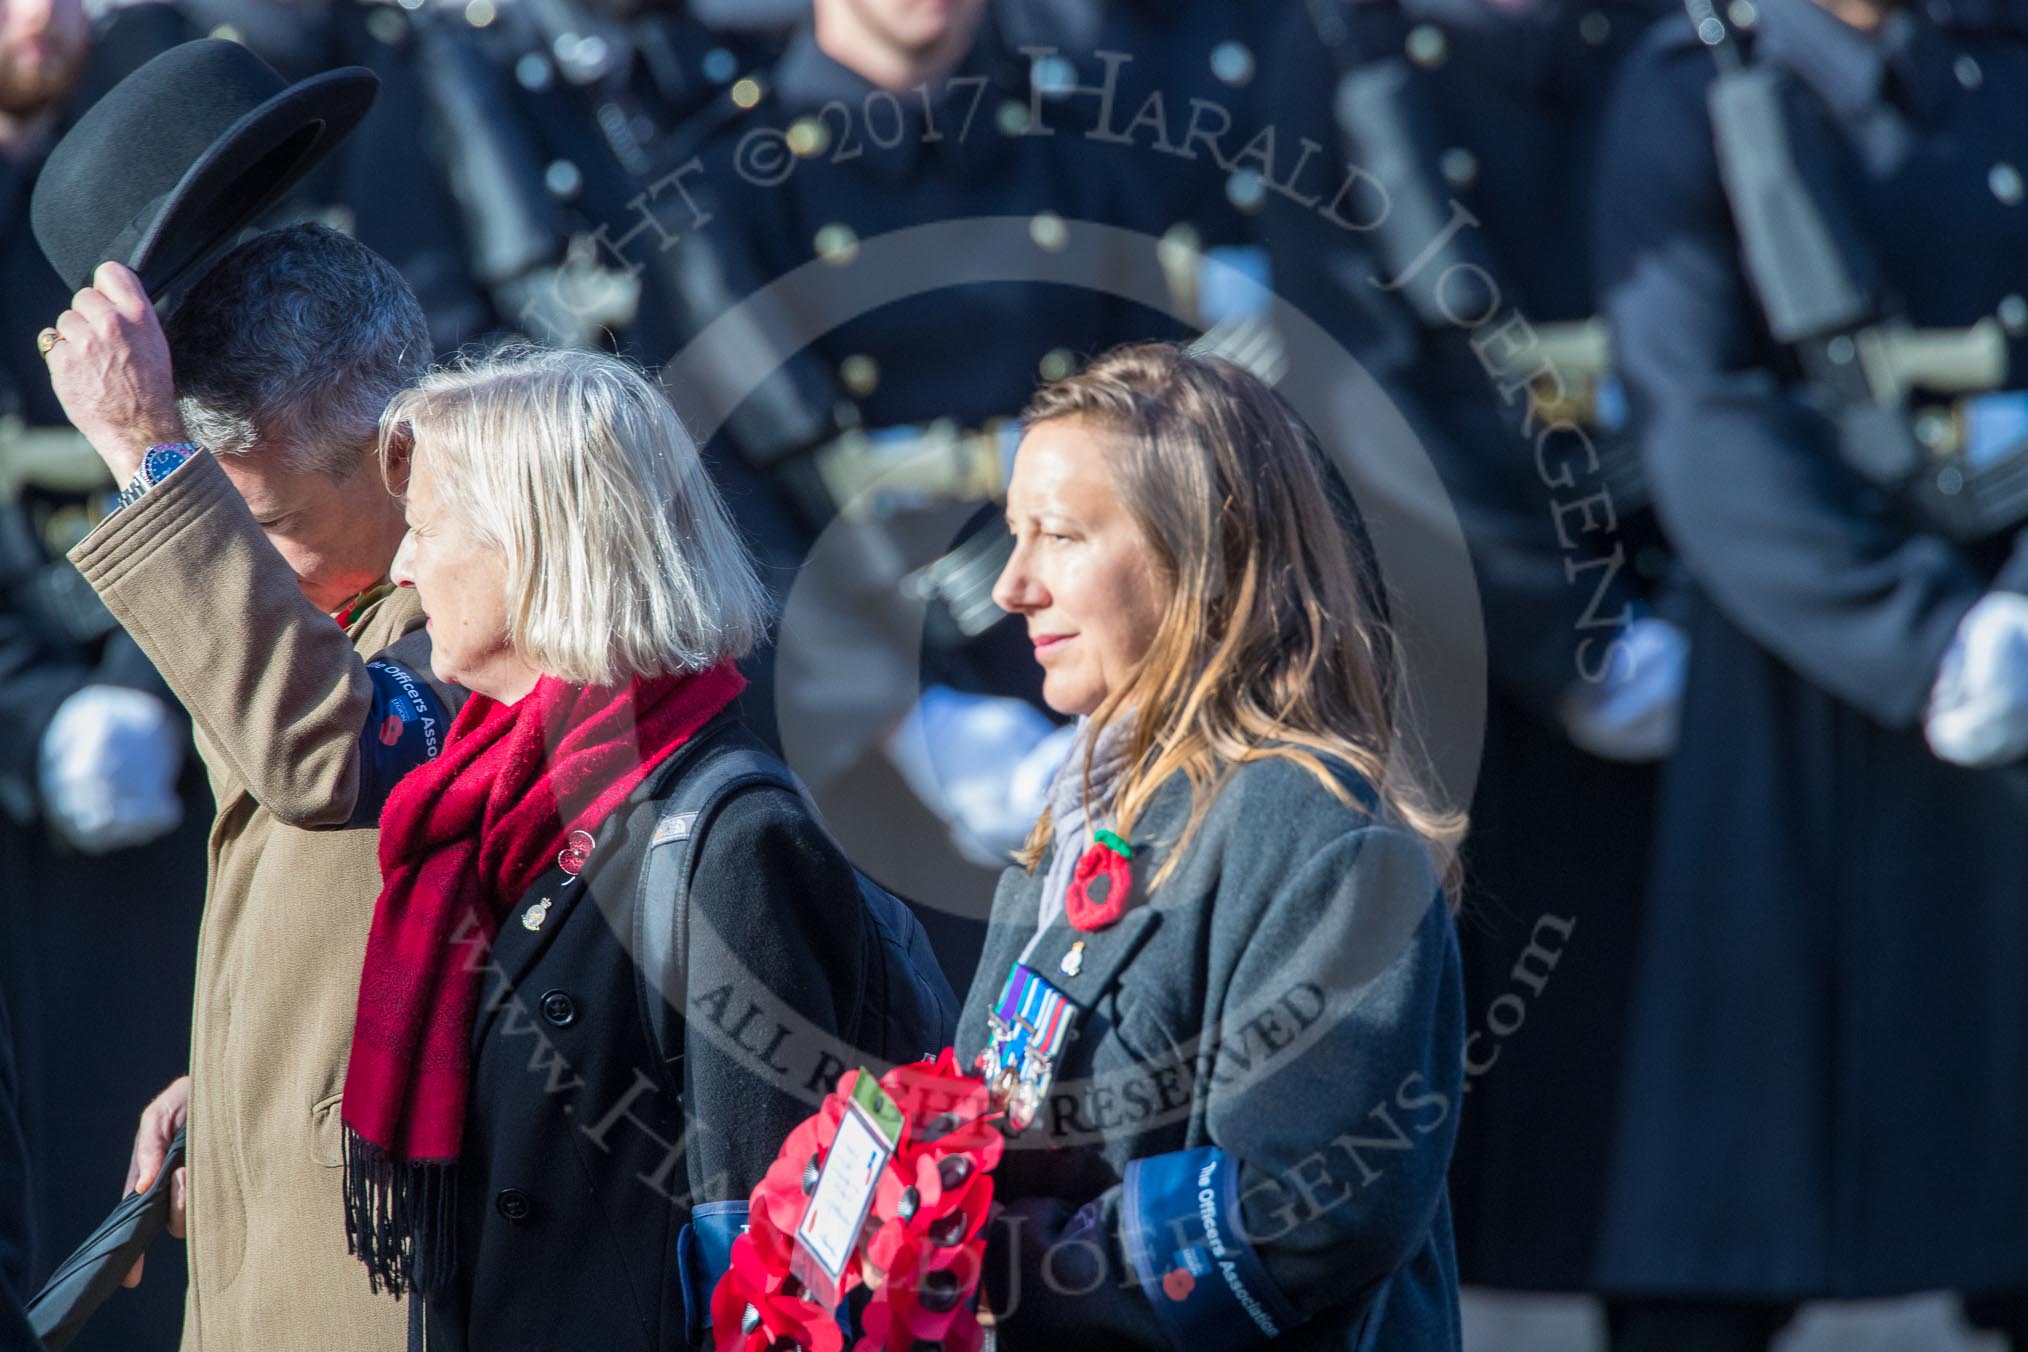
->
[631,720,865,1347]
[633,721,806,1075]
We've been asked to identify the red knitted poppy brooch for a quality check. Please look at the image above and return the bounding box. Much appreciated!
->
[1065,828,1133,932]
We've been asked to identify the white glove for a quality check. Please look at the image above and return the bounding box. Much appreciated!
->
[39,684,185,854]
[1925,592,2028,767]
[1558,616,1689,763]
[885,686,1074,867]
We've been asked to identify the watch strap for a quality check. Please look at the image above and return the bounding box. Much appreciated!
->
[115,442,198,512]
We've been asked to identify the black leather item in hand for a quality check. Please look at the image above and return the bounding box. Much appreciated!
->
[25,1125,185,1351]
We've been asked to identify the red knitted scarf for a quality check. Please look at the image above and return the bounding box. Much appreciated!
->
[340,660,745,1297]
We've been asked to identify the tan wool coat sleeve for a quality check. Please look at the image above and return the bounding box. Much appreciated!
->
[69,449,462,1352]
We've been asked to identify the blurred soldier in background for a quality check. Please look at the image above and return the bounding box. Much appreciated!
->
[0,2,207,1347]
[999,0,1274,249]
[1594,0,2028,1343]
[1255,0,1679,1300]
[176,0,781,356]
[997,0,1292,464]
[627,0,1205,962]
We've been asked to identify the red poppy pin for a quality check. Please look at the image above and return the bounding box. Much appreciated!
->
[1065,828,1133,932]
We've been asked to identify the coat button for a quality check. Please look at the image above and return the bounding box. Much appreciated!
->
[496,1189,533,1223]
[839,354,879,397]
[1028,211,1068,251]
[540,990,577,1028]
[814,222,859,266]
[1440,147,1479,189]
[787,116,829,157]
[1990,163,2024,207]
[1210,40,1254,87]
[1405,24,1448,68]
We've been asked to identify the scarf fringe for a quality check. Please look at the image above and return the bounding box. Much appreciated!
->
[343,1127,458,1301]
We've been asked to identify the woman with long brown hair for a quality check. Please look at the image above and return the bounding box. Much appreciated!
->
[960,341,1467,1349]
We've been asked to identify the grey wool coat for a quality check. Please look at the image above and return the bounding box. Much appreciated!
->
[957,754,1466,1352]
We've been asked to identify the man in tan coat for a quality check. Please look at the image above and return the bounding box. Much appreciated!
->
[41,224,460,1349]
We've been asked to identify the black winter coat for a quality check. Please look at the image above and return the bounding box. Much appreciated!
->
[428,725,872,1351]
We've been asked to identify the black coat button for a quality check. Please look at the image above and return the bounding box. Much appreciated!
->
[496,1188,533,1223]
[539,990,576,1027]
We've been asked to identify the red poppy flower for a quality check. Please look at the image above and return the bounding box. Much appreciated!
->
[884,1049,988,1127]
[756,1092,848,1236]
[856,1300,985,1352]
[1065,830,1133,931]
[865,1148,993,1278]
[716,1054,1000,1350]
[855,1238,986,1351]
[711,1229,844,1352]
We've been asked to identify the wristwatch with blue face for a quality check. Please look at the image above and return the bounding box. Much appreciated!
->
[115,442,197,512]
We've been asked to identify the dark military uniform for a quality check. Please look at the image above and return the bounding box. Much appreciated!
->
[1594,0,2028,1339]
[668,19,1175,446]
[215,0,781,357]
[0,8,208,1349]
[633,18,1196,975]
[281,0,761,355]
[995,0,1279,250]
[1256,0,1673,1292]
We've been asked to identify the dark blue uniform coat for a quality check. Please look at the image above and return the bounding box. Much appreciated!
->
[1256,0,1671,1290]
[638,22,1199,980]
[1593,0,2028,1297]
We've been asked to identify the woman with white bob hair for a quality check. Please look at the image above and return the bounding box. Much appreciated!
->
[335,345,888,1351]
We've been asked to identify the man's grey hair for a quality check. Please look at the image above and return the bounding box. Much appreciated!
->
[165,223,430,480]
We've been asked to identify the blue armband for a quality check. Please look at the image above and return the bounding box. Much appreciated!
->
[676,1201,854,1349]
[345,661,449,826]
[1121,1147,1302,1350]
[678,1200,749,1348]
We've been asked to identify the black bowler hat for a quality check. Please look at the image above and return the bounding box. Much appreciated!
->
[30,38,377,298]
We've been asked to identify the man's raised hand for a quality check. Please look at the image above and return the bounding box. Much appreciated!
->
[40,261,186,484]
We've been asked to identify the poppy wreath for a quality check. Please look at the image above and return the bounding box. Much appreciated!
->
[712,1050,1004,1352]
